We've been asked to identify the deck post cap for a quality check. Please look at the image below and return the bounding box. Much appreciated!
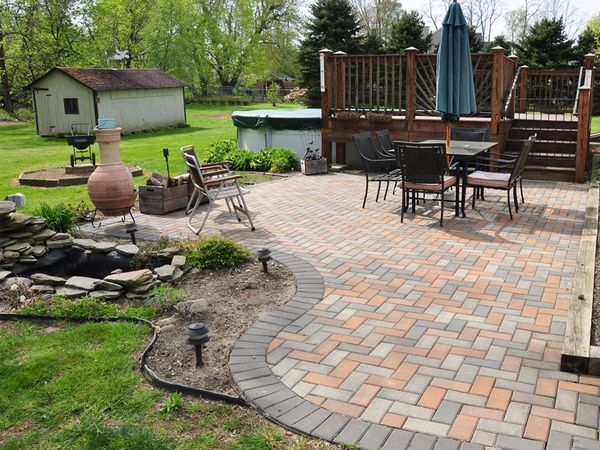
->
[404,46,419,52]
[319,48,333,53]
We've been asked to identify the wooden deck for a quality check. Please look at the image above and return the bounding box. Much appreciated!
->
[319,49,596,182]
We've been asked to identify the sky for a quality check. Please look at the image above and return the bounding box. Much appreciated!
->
[399,0,600,39]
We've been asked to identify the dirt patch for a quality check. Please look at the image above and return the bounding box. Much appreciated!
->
[190,113,232,120]
[146,260,295,394]
[0,119,19,126]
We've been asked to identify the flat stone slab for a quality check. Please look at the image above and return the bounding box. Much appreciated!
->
[0,201,16,215]
[154,264,176,281]
[30,284,55,294]
[55,286,87,299]
[115,244,139,257]
[104,269,153,288]
[0,270,11,282]
[89,290,121,300]
[30,273,66,286]
[32,229,56,241]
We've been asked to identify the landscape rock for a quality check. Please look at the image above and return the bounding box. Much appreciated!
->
[131,280,161,294]
[0,270,11,282]
[65,276,105,291]
[0,201,16,216]
[89,290,121,300]
[30,284,55,294]
[30,273,66,286]
[31,245,48,257]
[158,246,179,257]
[5,242,31,253]
[94,241,117,253]
[18,256,37,264]
[154,264,176,281]
[159,324,176,333]
[116,244,139,257]
[3,250,20,259]
[125,292,148,300]
[3,277,33,289]
[72,238,96,250]
[32,229,56,241]
[104,269,153,288]
[47,236,73,249]
[176,298,209,319]
[50,233,71,241]
[156,316,177,327]
[171,267,184,282]
[110,269,123,275]
[8,231,33,239]
[0,239,17,248]
[107,251,119,257]
[171,255,186,267]
[55,286,87,298]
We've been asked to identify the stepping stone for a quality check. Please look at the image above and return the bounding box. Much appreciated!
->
[116,244,139,257]
[171,255,186,267]
[30,273,66,286]
[104,269,153,288]
[55,286,86,299]
[30,284,55,294]
[89,290,121,300]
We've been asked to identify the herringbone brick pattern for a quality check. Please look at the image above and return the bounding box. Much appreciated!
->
[88,173,598,448]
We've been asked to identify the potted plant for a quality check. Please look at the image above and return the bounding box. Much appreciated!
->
[301,143,327,175]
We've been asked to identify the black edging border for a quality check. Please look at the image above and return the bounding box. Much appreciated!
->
[229,251,485,450]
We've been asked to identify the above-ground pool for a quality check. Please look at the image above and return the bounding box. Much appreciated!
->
[232,108,321,159]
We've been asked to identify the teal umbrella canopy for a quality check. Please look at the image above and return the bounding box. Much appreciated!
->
[435,1,477,122]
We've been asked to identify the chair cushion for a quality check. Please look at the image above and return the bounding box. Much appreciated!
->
[404,176,456,192]
[467,171,510,188]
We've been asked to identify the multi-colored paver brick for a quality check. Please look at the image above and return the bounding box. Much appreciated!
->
[89,173,599,449]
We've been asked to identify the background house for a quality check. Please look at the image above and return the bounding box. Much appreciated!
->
[28,68,187,136]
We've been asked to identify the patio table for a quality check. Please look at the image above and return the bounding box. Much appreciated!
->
[410,139,498,217]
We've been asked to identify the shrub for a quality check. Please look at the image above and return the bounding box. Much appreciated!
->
[267,83,281,106]
[33,202,80,233]
[144,284,188,312]
[160,392,183,417]
[205,140,299,172]
[180,236,251,270]
[12,108,34,122]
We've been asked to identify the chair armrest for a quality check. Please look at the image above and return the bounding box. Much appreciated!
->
[472,155,516,164]
[201,161,232,169]
[204,175,242,186]
[201,169,230,177]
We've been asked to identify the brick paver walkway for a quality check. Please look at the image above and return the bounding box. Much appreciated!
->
[89,174,600,449]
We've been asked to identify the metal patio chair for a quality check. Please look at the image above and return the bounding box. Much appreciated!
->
[467,134,536,220]
[181,145,255,234]
[353,133,402,208]
[395,142,459,226]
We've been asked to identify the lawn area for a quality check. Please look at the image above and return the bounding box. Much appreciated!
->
[0,103,299,214]
[0,320,331,450]
[593,116,600,133]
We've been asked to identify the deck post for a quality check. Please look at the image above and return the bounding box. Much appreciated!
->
[320,49,333,162]
[490,47,505,135]
[405,47,418,134]
[508,53,518,118]
[575,70,592,183]
[519,66,528,113]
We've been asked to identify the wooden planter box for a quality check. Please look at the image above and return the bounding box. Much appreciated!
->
[301,158,328,175]
[139,184,190,215]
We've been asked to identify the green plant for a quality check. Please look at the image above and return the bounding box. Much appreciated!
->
[267,84,281,107]
[12,108,34,122]
[144,284,188,312]
[160,392,184,417]
[181,236,251,270]
[33,202,80,233]
[205,141,298,173]
[228,428,283,450]
[82,424,175,450]
[20,296,158,320]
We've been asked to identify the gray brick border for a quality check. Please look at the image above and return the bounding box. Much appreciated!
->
[228,251,484,450]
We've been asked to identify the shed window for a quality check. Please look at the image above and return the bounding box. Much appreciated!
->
[63,98,79,114]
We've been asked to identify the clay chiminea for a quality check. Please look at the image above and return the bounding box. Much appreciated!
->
[87,127,137,216]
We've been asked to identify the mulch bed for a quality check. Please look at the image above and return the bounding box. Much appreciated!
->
[146,260,295,395]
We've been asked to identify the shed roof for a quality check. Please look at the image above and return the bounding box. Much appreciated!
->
[30,67,187,91]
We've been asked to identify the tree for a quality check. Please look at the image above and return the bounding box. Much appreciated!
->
[468,25,483,53]
[353,0,402,43]
[489,34,512,54]
[516,17,575,68]
[575,27,596,58]
[298,0,361,106]
[387,11,432,54]
[361,30,386,54]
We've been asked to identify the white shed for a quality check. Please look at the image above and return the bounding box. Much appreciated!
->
[28,67,187,136]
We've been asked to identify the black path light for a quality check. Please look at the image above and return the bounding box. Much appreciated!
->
[188,323,210,367]
[125,222,138,245]
[256,247,272,273]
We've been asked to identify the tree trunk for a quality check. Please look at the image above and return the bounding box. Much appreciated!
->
[0,31,14,113]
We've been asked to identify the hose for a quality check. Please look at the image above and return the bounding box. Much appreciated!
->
[0,312,248,406]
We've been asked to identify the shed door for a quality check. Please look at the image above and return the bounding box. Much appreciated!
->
[34,89,55,136]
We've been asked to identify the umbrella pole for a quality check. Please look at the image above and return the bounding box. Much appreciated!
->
[446,123,451,149]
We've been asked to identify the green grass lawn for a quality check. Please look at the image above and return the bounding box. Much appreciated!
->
[0,103,298,214]
[0,320,328,450]
[592,116,600,134]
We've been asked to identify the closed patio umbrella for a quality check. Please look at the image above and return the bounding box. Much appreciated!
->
[435,0,477,147]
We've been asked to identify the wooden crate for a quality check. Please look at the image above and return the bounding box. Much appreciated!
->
[301,158,328,175]
[139,184,189,215]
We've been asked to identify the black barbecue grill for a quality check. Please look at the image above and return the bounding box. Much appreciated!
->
[67,123,96,166]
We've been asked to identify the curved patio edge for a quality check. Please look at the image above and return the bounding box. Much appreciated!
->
[228,251,483,450]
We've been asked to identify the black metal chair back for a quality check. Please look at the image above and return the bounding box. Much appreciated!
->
[512,134,536,181]
[451,127,490,142]
[353,133,395,172]
[395,142,448,184]
[375,129,394,155]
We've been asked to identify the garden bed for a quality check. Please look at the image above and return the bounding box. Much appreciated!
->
[146,260,295,394]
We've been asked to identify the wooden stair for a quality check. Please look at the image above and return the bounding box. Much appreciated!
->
[504,119,578,182]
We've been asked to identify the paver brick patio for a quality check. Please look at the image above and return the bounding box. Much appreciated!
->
[87,173,599,449]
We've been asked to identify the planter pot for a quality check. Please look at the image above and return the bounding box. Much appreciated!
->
[301,158,328,175]
[88,128,137,216]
